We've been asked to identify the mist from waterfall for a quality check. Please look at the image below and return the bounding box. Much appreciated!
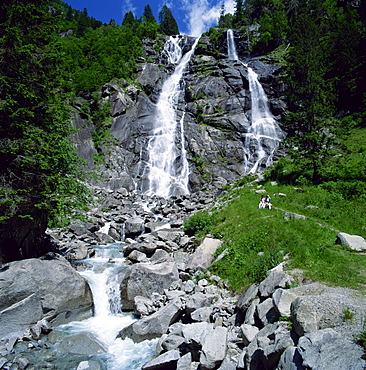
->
[143,36,199,198]
[227,29,284,174]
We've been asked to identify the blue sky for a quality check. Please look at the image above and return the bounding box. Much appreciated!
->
[64,0,235,36]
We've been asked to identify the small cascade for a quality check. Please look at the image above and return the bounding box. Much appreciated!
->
[227,29,238,60]
[57,244,157,369]
[142,36,199,198]
[226,29,284,174]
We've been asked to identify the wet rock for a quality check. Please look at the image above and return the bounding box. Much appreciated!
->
[76,360,101,370]
[119,299,183,343]
[124,217,145,238]
[58,332,107,355]
[0,257,93,339]
[119,260,179,310]
[142,349,180,370]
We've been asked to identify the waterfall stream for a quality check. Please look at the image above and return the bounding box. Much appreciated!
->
[227,29,284,174]
[143,36,199,198]
[57,243,157,369]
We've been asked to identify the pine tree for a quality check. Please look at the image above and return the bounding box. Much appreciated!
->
[159,5,179,36]
[0,0,91,259]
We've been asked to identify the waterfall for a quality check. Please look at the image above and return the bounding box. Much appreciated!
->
[227,29,238,60]
[143,36,199,198]
[226,29,284,174]
[57,243,157,369]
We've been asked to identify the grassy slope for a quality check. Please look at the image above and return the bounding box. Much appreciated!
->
[186,180,366,293]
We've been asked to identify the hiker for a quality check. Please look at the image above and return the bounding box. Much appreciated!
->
[258,195,266,209]
[265,195,272,209]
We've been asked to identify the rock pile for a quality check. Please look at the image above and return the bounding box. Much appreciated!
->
[0,186,365,370]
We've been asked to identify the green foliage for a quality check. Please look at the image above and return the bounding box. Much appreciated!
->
[0,0,92,228]
[343,308,354,322]
[184,179,366,291]
[59,25,143,94]
[183,210,214,236]
[159,5,179,36]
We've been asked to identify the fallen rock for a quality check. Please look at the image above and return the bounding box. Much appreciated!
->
[119,260,179,310]
[119,299,182,343]
[335,232,366,252]
[200,326,228,370]
[142,349,180,370]
[297,328,366,369]
[186,237,223,270]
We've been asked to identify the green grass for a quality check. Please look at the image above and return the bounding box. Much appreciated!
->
[185,181,366,292]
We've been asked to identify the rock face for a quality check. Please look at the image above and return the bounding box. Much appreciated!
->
[73,32,286,194]
[0,255,93,340]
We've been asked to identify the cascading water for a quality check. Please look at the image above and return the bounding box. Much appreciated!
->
[142,36,199,198]
[56,244,157,369]
[227,29,284,174]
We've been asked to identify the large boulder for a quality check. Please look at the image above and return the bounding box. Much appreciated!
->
[0,255,93,340]
[335,232,366,252]
[119,260,179,310]
[297,328,366,369]
[119,299,182,343]
[186,237,223,271]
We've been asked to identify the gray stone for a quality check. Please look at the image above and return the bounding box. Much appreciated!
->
[272,288,298,317]
[119,260,179,310]
[142,349,180,370]
[182,322,213,348]
[124,217,145,238]
[336,232,366,252]
[134,296,155,317]
[236,283,259,311]
[297,328,366,369]
[177,352,192,370]
[240,324,259,346]
[191,307,212,322]
[256,297,280,326]
[276,346,304,370]
[258,270,294,298]
[119,299,182,342]
[161,334,185,351]
[200,326,228,370]
[187,237,223,270]
[244,298,260,326]
[0,257,93,340]
[58,332,107,355]
[76,360,101,370]
[128,250,148,263]
[185,293,217,314]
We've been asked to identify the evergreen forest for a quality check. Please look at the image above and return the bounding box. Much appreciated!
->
[0,0,365,245]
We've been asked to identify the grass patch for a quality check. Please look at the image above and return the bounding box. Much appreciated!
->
[185,181,366,292]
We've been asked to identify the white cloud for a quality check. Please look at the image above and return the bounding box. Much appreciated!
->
[121,0,137,18]
[181,0,235,37]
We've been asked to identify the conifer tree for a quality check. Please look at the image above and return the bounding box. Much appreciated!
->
[159,5,179,36]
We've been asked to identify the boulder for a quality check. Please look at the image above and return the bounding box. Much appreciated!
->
[335,232,366,252]
[58,332,107,355]
[297,328,366,369]
[0,256,93,339]
[240,324,259,346]
[119,299,182,343]
[258,270,294,298]
[276,346,304,370]
[200,326,228,370]
[272,288,298,317]
[76,360,101,370]
[142,349,180,370]
[255,298,280,327]
[236,283,259,312]
[119,260,179,310]
[186,237,223,270]
[124,217,145,238]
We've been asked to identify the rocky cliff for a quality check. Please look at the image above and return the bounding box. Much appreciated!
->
[73,31,287,194]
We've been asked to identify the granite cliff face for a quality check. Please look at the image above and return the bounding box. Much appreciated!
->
[74,31,287,194]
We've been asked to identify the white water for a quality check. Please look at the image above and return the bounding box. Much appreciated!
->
[227,30,283,174]
[58,243,157,369]
[143,36,199,198]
